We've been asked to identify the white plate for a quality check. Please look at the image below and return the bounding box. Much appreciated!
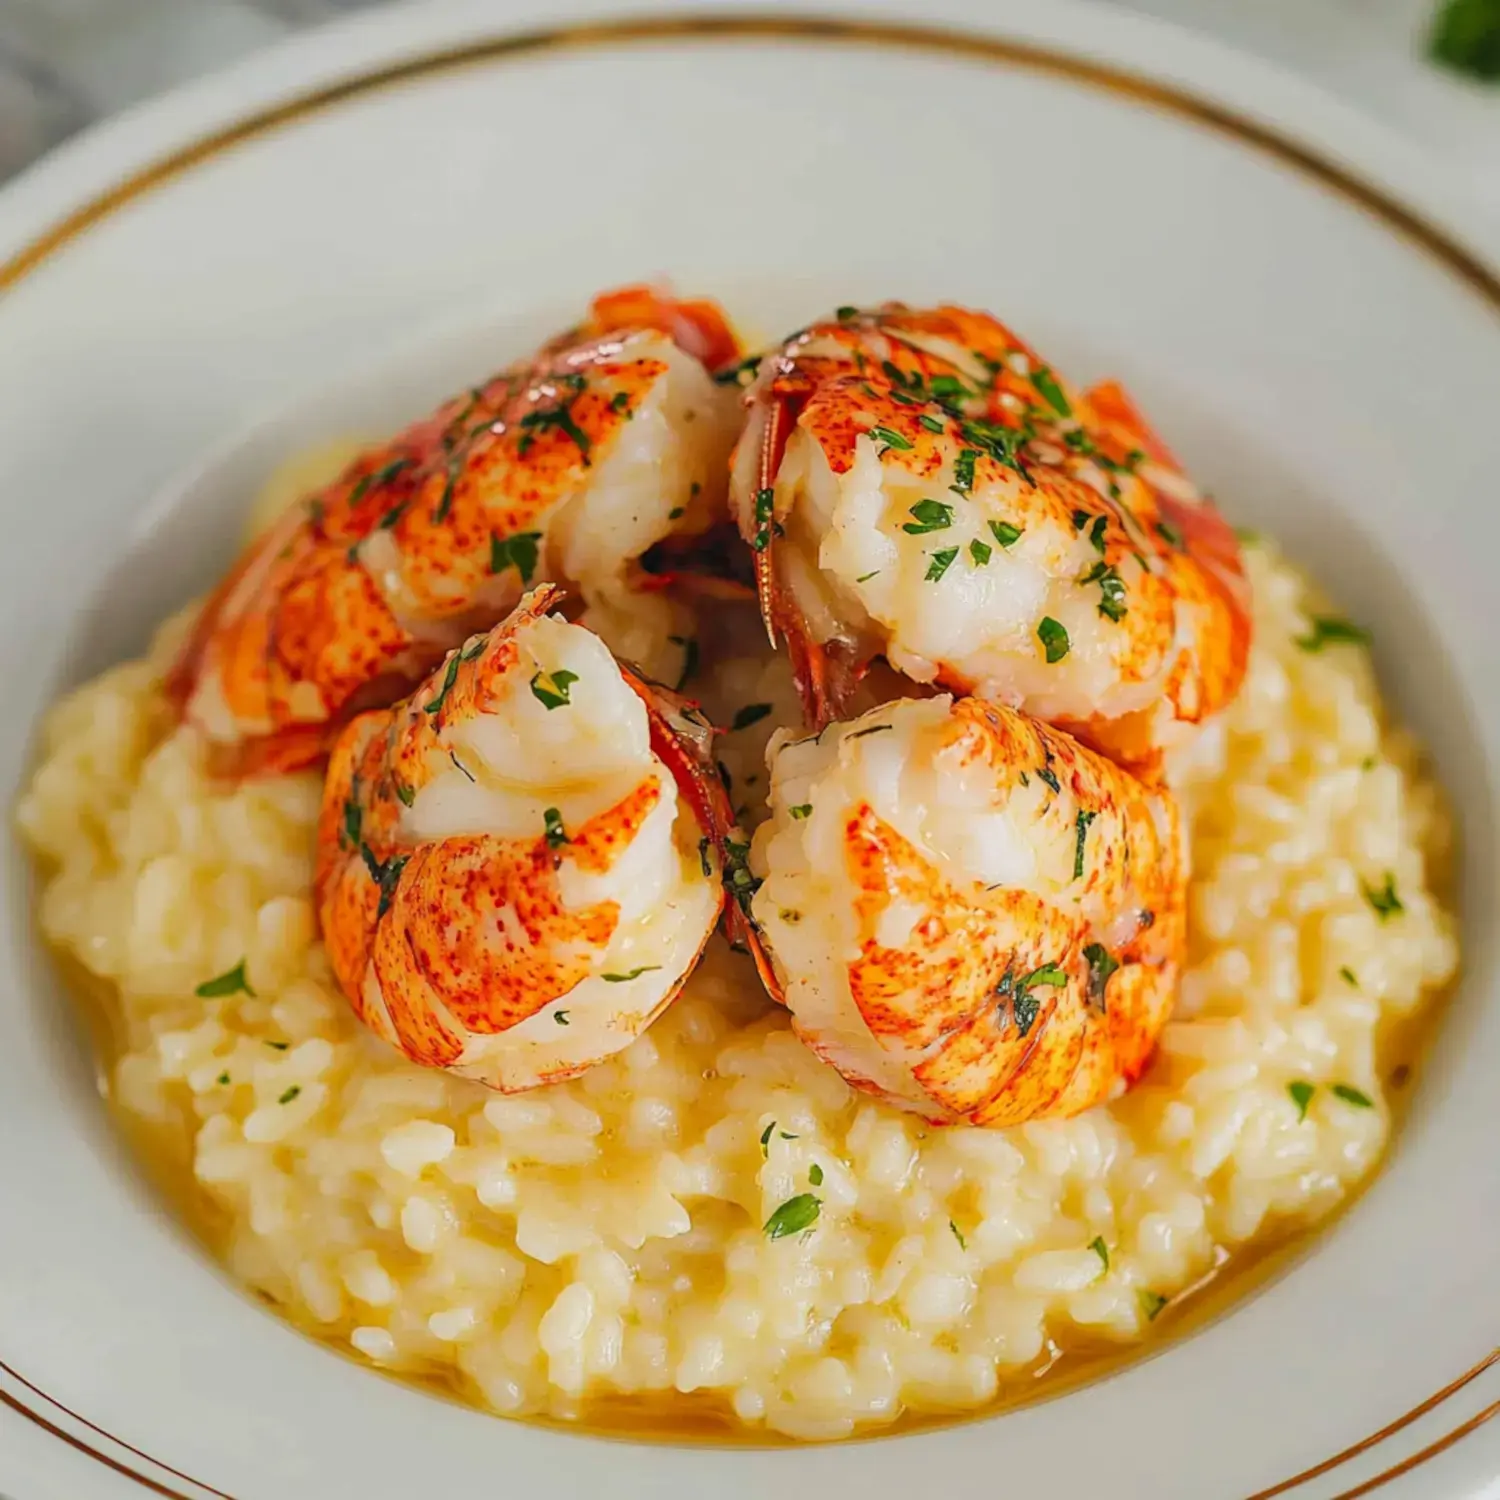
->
[1,1,1497,1496]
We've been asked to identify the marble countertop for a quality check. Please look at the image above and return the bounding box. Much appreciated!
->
[1,0,1498,208]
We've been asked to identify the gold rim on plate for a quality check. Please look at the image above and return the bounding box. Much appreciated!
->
[1,15,1495,1499]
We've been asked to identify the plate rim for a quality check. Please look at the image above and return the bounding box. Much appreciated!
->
[1,2,1497,1496]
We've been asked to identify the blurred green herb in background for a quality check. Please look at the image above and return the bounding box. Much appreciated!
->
[1430,0,1500,80]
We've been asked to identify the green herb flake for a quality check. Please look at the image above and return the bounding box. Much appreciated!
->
[1089,1236,1109,1271]
[278,1085,302,1106]
[610,391,631,413]
[763,1193,822,1240]
[760,1121,776,1155]
[950,1220,967,1249]
[751,486,776,552]
[359,843,409,919]
[1031,365,1072,417]
[969,538,992,566]
[1080,560,1128,622]
[951,448,979,496]
[855,570,880,583]
[1083,942,1120,1008]
[518,390,592,464]
[918,413,946,434]
[731,702,773,731]
[836,304,858,321]
[867,425,913,455]
[543,807,569,849]
[667,506,684,520]
[489,530,541,582]
[216,1072,231,1086]
[1087,514,1108,554]
[552,1010,570,1026]
[529,667,579,711]
[1155,518,1184,549]
[423,653,463,715]
[723,839,762,913]
[1363,873,1404,920]
[902,499,954,534]
[789,803,813,820]
[1022,963,1068,992]
[394,781,415,808]
[1429,0,1500,81]
[1288,1080,1315,1121]
[808,1163,824,1186]
[265,1041,288,1051]
[1339,966,1359,988]
[602,966,662,983]
[925,547,959,582]
[1140,1290,1168,1321]
[342,797,362,849]
[196,961,255,999]
[988,520,1023,550]
[1073,809,1097,881]
[1332,1083,1375,1109]
[1037,616,1071,663]
[1296,615,1370,652]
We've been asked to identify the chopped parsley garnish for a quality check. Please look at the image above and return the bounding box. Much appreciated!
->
[448,751,475,783]
[1080,561,1128,622]
[1037,616,1071,663]
[1083,943,1119,1008]
[969,538,992,566]
[1429,0,1500,80]
[902,499,954,534]
[1071,509,1090,531]
[1022,963,1068,991]
[1031,365,1071,416]
[377,499,408,530]
[667,506,684,520]
[1037,765,1061,795]
[342,797,362,849]
[602,966,661,983]
[196,961,255,999]
[723,839,761,913]
[265,1041,288,1051]
[217,1072,231,1086]
[732,702,773,731]
[763,1193,822,1239]
[529,667,579,710]
[669,634,698,692]
[855,570,880,583]
[348,456,413,506]
[751,486,775,552]
[1288,1081,1315,1121]
[1089,1236,1109,1271]
[518,390,592,464]
[423,644,482,716]
[278,1086,302,1106]
[1362,873,1404,920]
[760,1121,776,1155]
[919,413,946,434]
[996,963,1067,1036]
[554,1011,570,1025]
[394,781,415,808]
[489,530,541,582]
[960,417,1031,478]
[1155,518,1184,549]
[1140,1290,1168,1321]
[926,547,959,582]
[808,1163,824,1186]
[1086,514,1108,554]
[1296,616,1370,652]
[1332,1083,1374,1109]
[790,803,813,820]
[928,374,972,409]
[543,807,569,849]
[867,425,913,455]
[610,391,631,413]
[359,844,409,918]
[988,520,1023,548]
[1073,808,1096,880]
[836,304,858,321]
[950,1220,966,1249]
[951,448,979,496]
[1339,966,1359,987]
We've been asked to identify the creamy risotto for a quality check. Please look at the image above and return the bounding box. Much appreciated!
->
[17,525,1456,1440]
